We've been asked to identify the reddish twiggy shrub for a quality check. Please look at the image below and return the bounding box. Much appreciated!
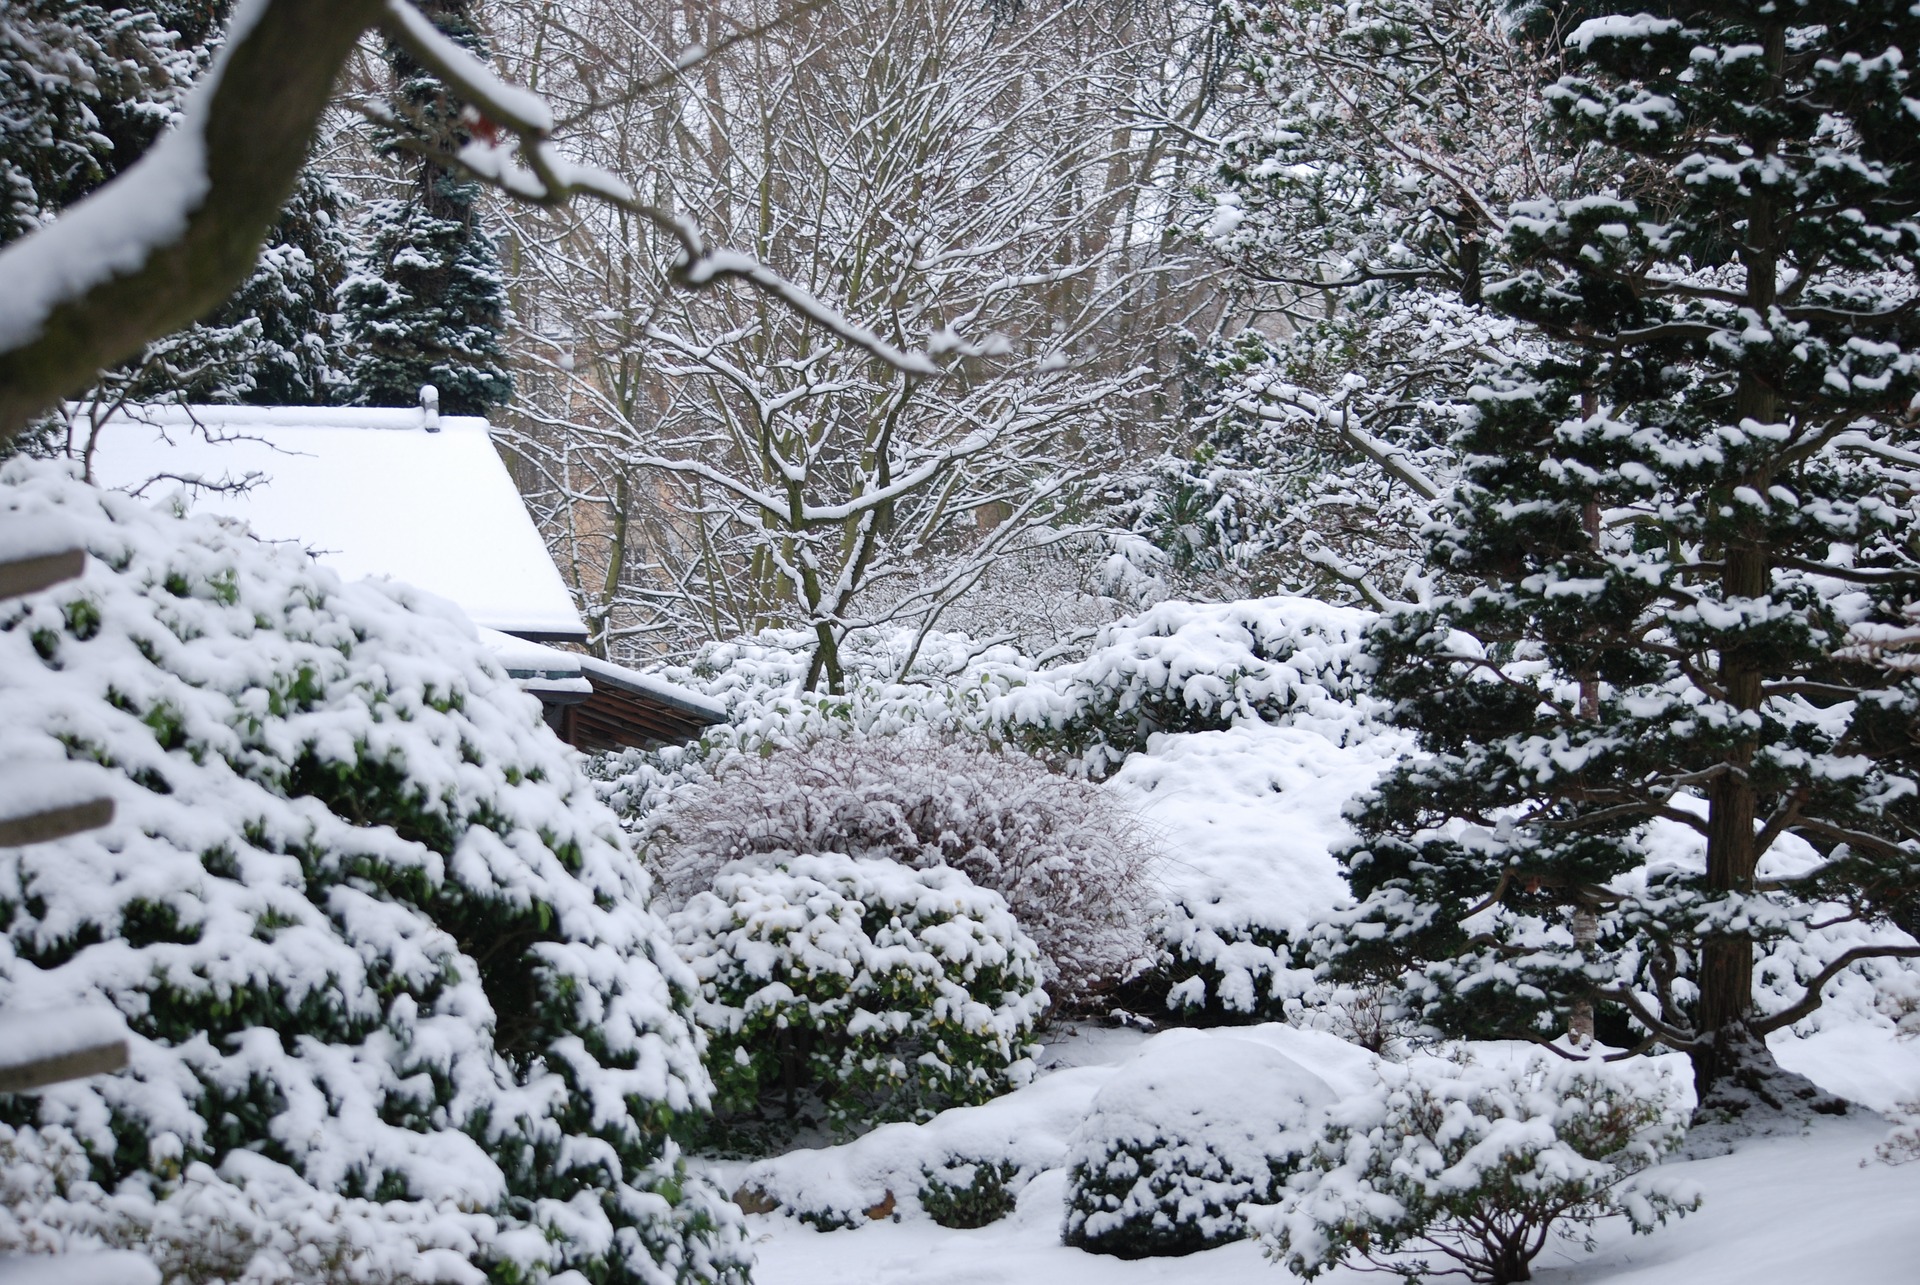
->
[651,736,1159,1007]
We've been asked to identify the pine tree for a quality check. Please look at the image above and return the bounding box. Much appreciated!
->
[0,2,204,246]
[155,170,353,406]
[1325,0,1920,1117]
[339,0,512,415]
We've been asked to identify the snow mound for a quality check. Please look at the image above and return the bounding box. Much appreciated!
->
[1061,1029,1335,1257]
[724,1025,1373,1233]
[0,460,744,1284]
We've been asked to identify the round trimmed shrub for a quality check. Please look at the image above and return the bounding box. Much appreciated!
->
[0,461,745,1284]
[1063,1033,1333,1258]
[919,1158,1023,1228]
[667,853,1047,1143]
[651,736,1156,1006]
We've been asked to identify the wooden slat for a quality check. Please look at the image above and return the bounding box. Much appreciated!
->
[0,797,115,847]
[0,1039,129,1094]
[0,547,85,602]
[558,689,711,753]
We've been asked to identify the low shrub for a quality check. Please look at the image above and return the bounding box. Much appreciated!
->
[667,853,1047,1145]
[918,1159,1024,1229]
[1062,1033,1334,1258]
[652,737,1157,1007]
[1877,1100,1920,1166]
[1151,900,1299,1023]
[1254,1055,1699,1284]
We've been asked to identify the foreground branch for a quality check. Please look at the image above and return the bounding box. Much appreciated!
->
[0,0,385,440]
[0,0,953,444]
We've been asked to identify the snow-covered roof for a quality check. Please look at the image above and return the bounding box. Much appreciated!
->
[477,628,726,724]
[85,404,588,641]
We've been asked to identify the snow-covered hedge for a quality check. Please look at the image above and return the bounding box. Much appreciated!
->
[1254,1055,1699,1284]
[597,595,1379,811]
[1061,1032,1334,1258]
[0,462,745,1284]
[667,854,1046,1143]
[988,597,1376,779]
[650,737,1157,1005]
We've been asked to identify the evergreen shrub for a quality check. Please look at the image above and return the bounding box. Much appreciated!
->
[1255,1056,1699,1284]
[986,597,1373,779]
[0,461,745,1284]
[917,1159,1023,1229]
[667,853,1046,1145]
[1062,1034,1333,1258]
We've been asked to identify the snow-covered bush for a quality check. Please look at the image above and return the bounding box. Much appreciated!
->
[0,461,745,1284]
[1153,901,1300,1024]
[1877,1100,1920,1166]
[667,854,1046,1144]
[650,737,1157,1006]
[917,1158,1023,1228]
[1254,1056,1699,1284]
[988,597,1376,779]
[1061,1033,1334,1258]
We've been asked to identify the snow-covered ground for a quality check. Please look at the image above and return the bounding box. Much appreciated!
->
[717,711,1920,1284]
[737,1106,1920,1285]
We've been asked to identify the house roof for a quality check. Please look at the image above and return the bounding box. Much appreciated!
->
[481,629,727,750]
[85,404,589,642]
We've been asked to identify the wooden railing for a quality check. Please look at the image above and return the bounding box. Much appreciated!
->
[0,524,153,1285]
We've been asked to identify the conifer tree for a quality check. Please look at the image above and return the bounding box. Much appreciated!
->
[143,169,354,406]
[1325,0,1920,1116]
[339,0,513,414]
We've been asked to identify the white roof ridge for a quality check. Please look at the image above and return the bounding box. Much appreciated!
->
[74,402,491,432]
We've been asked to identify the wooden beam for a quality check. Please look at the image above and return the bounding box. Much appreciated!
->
[0,796,115,848]
[0,1038,129,1094]
[0,1009,132,1094]
[0,547,85,601]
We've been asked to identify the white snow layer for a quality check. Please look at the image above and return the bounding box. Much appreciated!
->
[83,403,589,640]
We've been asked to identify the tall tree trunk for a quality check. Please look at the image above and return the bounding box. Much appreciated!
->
[1689,20,1790,1113]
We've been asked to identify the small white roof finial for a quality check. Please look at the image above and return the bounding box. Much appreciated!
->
[420,383,440,432]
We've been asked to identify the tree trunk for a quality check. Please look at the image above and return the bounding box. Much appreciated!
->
[1690,21,1784,1111]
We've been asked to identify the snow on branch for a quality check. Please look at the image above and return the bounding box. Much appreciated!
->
[0,0,388,439]
[380,0,942,377]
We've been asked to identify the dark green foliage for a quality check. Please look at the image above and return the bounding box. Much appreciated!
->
[918,1160,1022,1228]
[1325,0,1920,1110]
[0,2,222,245]
[339,0,512,414]
[1061,1037,1333,1259]
[0,466,747,1282]
[669,855,1047,1151]
[338,192,513,412]
[0,0,349,409]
